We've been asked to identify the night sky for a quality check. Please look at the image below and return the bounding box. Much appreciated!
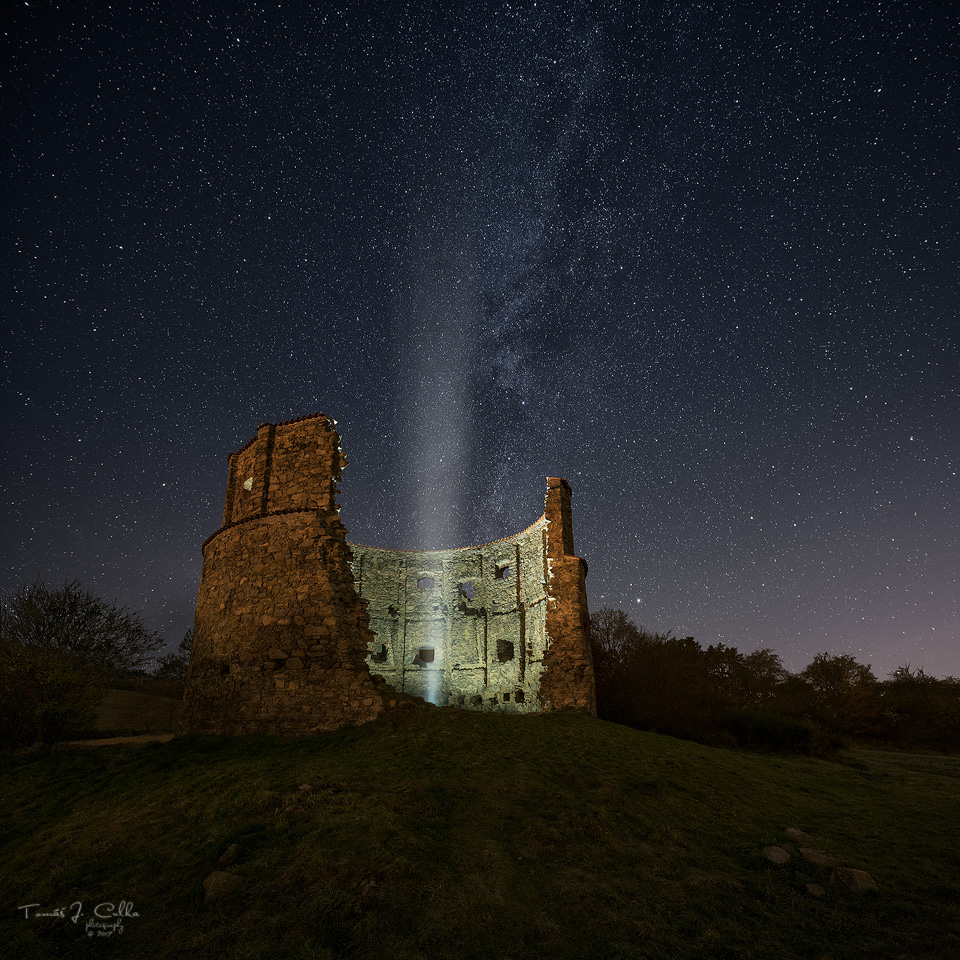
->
[3,1,958,680]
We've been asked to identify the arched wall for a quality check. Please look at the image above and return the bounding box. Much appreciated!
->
[349,518,549,711]
[350,476,595,715]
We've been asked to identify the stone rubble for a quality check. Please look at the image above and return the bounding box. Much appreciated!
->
[765,828,880,896]
[202,871,242,903]
[762,846,791,864]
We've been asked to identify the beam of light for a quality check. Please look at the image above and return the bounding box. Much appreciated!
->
[403,252,477,706]
[395,12,609,704]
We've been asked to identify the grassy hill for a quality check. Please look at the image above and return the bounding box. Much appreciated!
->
[2,709,958,959]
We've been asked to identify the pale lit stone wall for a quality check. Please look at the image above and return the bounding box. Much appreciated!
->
[349,476,596,715]
[349,517,550,712]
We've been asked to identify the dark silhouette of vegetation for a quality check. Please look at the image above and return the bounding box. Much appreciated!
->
[590,609,728,741]
[154,628,192,684]
[590,607,960,754]
[0,579,163,747]
[799,652,881,738]
[880,665,960,752]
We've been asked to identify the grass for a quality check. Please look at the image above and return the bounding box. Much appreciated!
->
[2,709,958,959]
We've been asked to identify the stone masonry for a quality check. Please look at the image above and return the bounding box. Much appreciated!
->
[350,479,595,713]
[180,413,595,735]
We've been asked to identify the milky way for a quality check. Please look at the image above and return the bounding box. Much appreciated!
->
[3,1,957,678]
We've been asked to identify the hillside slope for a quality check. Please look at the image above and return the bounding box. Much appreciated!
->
[2,710,958,959]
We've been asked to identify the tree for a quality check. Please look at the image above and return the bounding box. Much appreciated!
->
[154,629,192,684]
[590,608,645,670]
[0,579,163,746]
[800,652,880,737]
[880,664,960,750]
[589,609,827,753]
[590,608,728,742]
[740,648,789,708]
[703,643,747,708]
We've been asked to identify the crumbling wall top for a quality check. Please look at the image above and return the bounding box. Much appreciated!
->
[208,413,345,553]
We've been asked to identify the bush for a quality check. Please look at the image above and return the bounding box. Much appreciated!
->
[590,609,851,755]
[590,610,729,744]
[727,710,838,755]
[153,629,192,684]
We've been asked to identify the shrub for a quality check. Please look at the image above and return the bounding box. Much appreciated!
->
[727,710,835,755]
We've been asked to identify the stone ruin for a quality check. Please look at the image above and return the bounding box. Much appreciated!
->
[180,413,595,735]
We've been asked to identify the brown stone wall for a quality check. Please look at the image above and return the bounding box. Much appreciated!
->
[221,416,346,529]
[267,418,344,514]
[181,414,398,735]
[540,478,596,713]
[223,430,269,526]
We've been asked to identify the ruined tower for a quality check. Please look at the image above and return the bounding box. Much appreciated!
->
[181,414,595,735]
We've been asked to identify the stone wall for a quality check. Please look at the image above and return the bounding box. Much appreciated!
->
[540,478,596,713]
[181,414,595,735]
[349,519,549,711]
[349,479,595,714]
[181,414,400,735]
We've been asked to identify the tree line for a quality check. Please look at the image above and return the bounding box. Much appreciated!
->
[0,579,191,748]
[590,607,960,754]
[2,580,957,753]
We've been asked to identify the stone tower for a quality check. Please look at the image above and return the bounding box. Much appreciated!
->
[180,414,394,734]
[181,414,595,735]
